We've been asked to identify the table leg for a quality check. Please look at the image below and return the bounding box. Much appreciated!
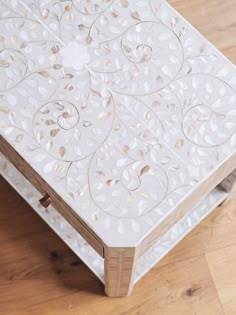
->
[104,247,137,297]
[218,169,236,192]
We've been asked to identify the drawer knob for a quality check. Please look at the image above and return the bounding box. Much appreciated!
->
[39,193,52,208]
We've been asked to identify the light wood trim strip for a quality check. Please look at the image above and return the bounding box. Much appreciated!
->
[218,169,236,192]
[0,135,104,257]
[104,246,138,297]
[138,152,236,256]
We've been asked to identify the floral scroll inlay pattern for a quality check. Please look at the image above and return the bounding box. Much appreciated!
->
[0,0,236,242]
[175,74,236,147]
[89,150,168,218]
[33,88,114,161]
[90,21,184,95]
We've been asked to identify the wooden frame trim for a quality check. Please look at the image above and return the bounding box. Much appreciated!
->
[104,246,138,297]
[218,169,236,192]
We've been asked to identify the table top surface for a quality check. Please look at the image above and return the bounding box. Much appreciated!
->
[0,0,236,247]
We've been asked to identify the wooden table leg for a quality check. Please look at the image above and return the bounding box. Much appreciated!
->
[104,246,138,297]
[218,169,236,192]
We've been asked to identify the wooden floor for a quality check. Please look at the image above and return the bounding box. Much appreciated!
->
[1,0,236,314]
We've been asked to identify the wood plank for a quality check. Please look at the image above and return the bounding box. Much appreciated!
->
[0,179,47,245]
[153,196,236,269]
[169,0,236,63]
[104,247,137,297]
[206,245,236,315]
[2,255,225,315]
[0,178,103,315]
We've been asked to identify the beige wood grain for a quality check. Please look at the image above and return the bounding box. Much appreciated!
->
[218,171,236,192]
[155,197,236,269]
[0,0,235,311]
[206,245,236,315]
[0,179,104,315]
[104,247,138,297]
[0,195,225,315]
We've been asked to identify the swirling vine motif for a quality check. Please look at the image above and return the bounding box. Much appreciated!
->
[33,87,114,161]
[89,21,184,95]
[0,0,236,226]
[0,49,28,91]
[176,74,236,147]
[89,156,168,218]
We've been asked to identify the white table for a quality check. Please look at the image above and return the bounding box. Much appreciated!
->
[0,0,236,297]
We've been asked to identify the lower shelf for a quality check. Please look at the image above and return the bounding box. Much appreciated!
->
[0,153,228,284]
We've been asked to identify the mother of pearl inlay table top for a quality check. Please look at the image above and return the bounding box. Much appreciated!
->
[0,0,236,297]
